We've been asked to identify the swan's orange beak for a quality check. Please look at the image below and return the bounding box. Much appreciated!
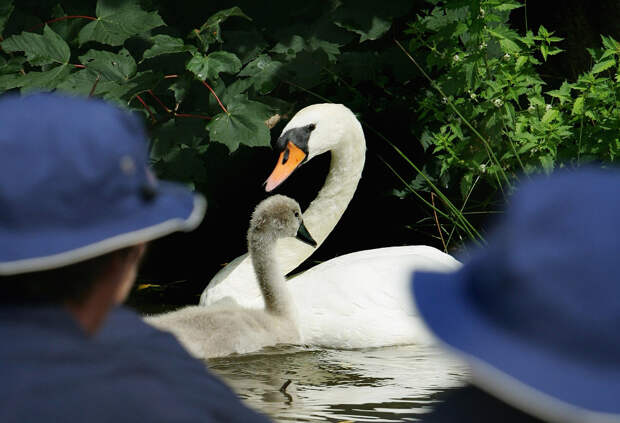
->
[265,141,306,192]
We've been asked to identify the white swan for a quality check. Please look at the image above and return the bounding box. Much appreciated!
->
[200,104,461,348]
[146,195,317,358]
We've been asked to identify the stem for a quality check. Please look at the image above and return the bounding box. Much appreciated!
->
[148,89,171,113]
[524,0,528,33]
[164,74,179,79]
[283,80,333,103]
[174,113,211,120]
[88,74,100,97]
[28,15,97,31]
[135,95,156,123]
[431,192,448,252]
[73,64,86,69]
[201,80,228,114]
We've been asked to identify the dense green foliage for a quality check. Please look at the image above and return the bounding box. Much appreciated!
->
[1,0,618,255]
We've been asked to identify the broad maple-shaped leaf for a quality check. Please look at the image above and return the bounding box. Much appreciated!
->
[207,96,273,152]
[79,48,137,82]
[186,51,241,82]
[78,0,165,46]
[142,35,196,61]
[1,25,69,66]
[56,69,120,97]
[104,70,162,101]
[4,65,72,92]
[193,7,251,44]
[238,54,283,94]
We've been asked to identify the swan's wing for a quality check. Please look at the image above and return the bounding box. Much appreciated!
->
[199,237,318,307]
[199,253,262,307]
[289,246,461,349]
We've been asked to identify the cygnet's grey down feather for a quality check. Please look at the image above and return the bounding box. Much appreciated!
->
[145,195,313,358]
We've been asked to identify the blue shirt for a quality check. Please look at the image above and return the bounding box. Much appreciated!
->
[0,305,271,422]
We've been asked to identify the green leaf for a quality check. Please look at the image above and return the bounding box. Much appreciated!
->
[168,74,192,105]
[1,25,69,66]
[187,51,241,82]
[540,43,549,61]
[104,70,162,100]
[539,155,554,173]
[0,0,14,36]
[78,0,165,46]
[571,96,584,115]
[79,48,137,82]
[494,2,523,11]
[591,58,616,75]
[194,6,251,44]
[499,38,520,53]
[334,14,391,42]
[541,108,559,124]
[56,69,119,96]
[515,55,527,71]
[13,64,71,92]
[271,35,306,59]
[142,35,196,60]
[238,54,283,94]
[206,96,273,152]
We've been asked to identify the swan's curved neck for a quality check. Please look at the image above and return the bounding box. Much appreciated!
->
[249,234,294,316]
[276,121,366,272]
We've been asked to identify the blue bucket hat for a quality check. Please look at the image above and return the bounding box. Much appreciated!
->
[413,168,620,423]
[0,93,206,275]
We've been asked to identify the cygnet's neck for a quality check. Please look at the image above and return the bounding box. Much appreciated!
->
[248,231,295,317]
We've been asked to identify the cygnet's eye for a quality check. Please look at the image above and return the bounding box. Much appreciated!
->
[294,211,300,218]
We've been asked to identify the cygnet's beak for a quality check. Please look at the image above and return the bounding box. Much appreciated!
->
[295,220,317,247]
[265,141,306,192]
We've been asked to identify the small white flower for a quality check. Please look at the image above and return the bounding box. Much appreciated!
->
[545,104,552,111]
[480,8,485,17]
[503,53,511,61]
[493,98,503,108]
[470,92,477,100]
[479,164,487,172]
[453,54,460,62]
[442,97,449,104]
[528,105,535,112]
[479,42,487,50]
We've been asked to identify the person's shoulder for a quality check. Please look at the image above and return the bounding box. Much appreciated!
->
[95,307,272,422]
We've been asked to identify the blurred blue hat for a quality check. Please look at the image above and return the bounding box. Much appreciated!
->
[0,93,206,275]
[413,168,620,422]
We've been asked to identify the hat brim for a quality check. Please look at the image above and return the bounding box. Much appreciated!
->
[413,270,620,423]
[0,181,206,275]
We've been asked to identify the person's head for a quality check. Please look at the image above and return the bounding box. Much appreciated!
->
[412,168,620,422]
[0,245,145,306]
[0,93,206,328]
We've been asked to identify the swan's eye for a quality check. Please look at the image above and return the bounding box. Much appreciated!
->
[294,211,300,218]
[307,123,316,131]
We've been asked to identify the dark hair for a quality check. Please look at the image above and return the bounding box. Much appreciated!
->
[0,248,133,305]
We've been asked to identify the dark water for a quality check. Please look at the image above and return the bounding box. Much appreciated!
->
[207,344,468,422]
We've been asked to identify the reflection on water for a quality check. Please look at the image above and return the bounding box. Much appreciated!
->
[207,344,468,422]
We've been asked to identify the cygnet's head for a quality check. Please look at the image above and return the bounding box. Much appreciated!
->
[248,195,316,247]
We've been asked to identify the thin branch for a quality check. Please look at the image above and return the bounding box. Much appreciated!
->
[201,80,228,114]
[73,64,86,69]
[164,74,179,79]
[135,95,156,123]
[174,113,211,120]
[431,193,448,252]
[148,89,171,113]
[28,15,97,31]
[88,74,101,97]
